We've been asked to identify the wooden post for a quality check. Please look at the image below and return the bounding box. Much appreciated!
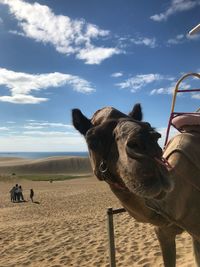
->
[107,208,116,267]
[107,207,126,267]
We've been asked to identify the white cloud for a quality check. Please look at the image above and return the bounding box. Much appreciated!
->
[186,33,200,41]
[26,120,37,123]
[0,94,48,104]
[6,121,16,124]
[192,93,200,99]
[0,0,120,64]
[76,46,120,64]
[150,0,200,22]
[111,72,123,78]
[8,29,25,37]
[24,122,73,129]
[150,81,190,95]
[0,134,87,152]
[167,34,185,45]
[131,37,157,48]
[22,130,78,136]
[0,118,86,151]
[0,68,94,104]
[24,125,45,130]
[167,33,200,46]
[116,74,165,92]
[150,87,169,95]
[0,126,9,130]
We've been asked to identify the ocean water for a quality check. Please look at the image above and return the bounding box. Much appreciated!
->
[0,152,89,159]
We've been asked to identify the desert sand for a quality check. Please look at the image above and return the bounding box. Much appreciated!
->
[0,157,196,267]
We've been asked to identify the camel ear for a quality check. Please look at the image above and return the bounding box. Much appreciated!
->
[128,103,142,121]
[72,109,92,135]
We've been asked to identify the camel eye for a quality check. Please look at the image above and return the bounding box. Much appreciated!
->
[86,130,99,151]
[126,140,144,159]
[87,137,100,151]
[127,140,140,150]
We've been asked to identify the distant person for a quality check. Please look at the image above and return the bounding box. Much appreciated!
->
[9,186,15,202]
[30,189,34,202]
[14,184,19,202]
[18,185,24,201]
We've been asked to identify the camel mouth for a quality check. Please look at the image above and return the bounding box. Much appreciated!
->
[94,169,106,181]
[132,182,164,199]
[132,185,166,199]
[123,173,173,199]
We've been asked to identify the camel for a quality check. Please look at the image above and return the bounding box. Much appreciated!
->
[72,103,200,267]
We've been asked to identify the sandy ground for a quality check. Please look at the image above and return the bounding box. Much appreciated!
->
[0,176,196,267]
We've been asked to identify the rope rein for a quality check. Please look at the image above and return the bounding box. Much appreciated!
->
[154,157,173,171]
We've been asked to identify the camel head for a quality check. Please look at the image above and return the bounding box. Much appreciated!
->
[72,104,174,199]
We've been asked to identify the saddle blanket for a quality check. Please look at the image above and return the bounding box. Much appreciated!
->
[163,132,200,172]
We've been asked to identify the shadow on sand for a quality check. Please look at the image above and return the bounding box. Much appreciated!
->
[33,201,40,204]
[13,200,27,204]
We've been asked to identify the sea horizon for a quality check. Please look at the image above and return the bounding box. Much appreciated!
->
[0,151,89,159]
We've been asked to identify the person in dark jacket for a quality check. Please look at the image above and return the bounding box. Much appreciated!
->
[9,186,15,202]
[30,189,34,202]
[18,185,24,201]
[14,184,19,202]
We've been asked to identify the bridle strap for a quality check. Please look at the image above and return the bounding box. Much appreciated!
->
[99,160,128,190]
[97,118,173,190]
[154,157,173,171]
[99,161,108,174]
[99,156,173,191]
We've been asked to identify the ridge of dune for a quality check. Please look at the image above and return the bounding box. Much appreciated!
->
[0,156,92,175]
[0,157,27,162]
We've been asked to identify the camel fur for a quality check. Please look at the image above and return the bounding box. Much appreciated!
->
[72,104,200,267]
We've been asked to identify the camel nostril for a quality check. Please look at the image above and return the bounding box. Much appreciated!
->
[154,191,167,200]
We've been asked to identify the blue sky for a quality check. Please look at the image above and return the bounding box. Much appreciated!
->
[0,0,199,152]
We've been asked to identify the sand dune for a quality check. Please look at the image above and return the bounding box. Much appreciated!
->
[0,156,92,175]
[0,177,195,267]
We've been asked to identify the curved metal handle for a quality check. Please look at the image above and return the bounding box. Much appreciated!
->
[164,72,200,147]
[171,72,200,113]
